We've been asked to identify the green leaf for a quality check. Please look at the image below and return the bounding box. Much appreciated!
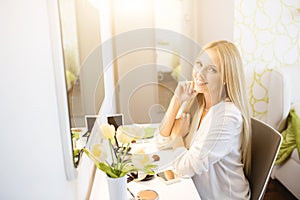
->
[144,164,157,169]
[73,149,80,156]
[72,132,80,139]
[96,162,118,178]
[122,165,137,173]
[143,168,155,175]
[119,171,128,177]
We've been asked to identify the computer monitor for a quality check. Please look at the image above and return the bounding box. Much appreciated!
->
[107,114,124,130]
[85,115,99,134]
[107,114,124,147]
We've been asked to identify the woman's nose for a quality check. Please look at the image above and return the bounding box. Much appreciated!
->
[194,70,203,78]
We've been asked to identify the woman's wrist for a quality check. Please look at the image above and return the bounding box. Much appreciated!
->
[172,95,182,107]
[160,128,171,137]
[171,135,184,149]
[159,96,181,137]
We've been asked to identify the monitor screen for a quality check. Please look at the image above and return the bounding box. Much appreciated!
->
[85,115,98,133]
[107,114,123,130]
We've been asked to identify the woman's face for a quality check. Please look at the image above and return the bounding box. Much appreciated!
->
[192,49,223,96]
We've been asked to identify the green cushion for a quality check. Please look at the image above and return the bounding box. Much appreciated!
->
[275,109,300,165]
[293,109,300,158]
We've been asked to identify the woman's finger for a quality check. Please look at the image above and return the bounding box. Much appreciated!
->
[187,81,194,94]
[186,113,191,122]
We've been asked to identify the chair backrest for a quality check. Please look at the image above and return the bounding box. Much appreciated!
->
[245,69,289,131]
[245,67,300,132]
[249,118,282,200]
[278,66,300,105]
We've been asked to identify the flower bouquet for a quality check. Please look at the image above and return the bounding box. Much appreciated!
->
[83,123,157,178]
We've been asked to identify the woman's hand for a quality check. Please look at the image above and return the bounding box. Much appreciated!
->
[174,81,197,105]
[171,113,191,138]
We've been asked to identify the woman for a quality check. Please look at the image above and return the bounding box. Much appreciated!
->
[156,40,251,199]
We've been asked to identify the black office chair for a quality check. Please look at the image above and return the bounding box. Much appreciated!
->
[249,118,282,200]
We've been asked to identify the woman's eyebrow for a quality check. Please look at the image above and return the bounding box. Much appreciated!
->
[195,60,202,65]
[207,64,217,68]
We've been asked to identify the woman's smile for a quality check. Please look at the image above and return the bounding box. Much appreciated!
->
[195,79,208,86]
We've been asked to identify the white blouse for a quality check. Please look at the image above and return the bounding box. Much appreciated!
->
[156,101,250,200]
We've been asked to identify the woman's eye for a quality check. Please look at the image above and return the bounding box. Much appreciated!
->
[195,61,202,67]
[207,66,217,72]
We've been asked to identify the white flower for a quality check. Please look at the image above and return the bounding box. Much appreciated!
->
[116,126,134,144]
[100,124,115,140]
[91,143,107,162]
[131,149,151,169]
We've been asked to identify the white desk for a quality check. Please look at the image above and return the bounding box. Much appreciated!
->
[90,169,201,200]
[89,123,201,199]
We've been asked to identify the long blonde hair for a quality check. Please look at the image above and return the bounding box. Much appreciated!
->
[185,40,252,177]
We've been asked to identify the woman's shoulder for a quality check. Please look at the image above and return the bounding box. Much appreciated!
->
[213,101,240,113]
[213,101,242,122]
[225,101,241,113]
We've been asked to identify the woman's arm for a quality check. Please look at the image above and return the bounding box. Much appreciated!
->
[159,96,181,137]
[159,81,196,137]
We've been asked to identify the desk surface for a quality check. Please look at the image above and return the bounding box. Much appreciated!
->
[89,123,201,199]
[90,169,201,200]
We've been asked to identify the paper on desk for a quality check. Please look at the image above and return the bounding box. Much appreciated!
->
[131,142,185,173]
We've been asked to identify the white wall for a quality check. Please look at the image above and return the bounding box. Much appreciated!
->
[197,0,235,45]
[0,1,77,199]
